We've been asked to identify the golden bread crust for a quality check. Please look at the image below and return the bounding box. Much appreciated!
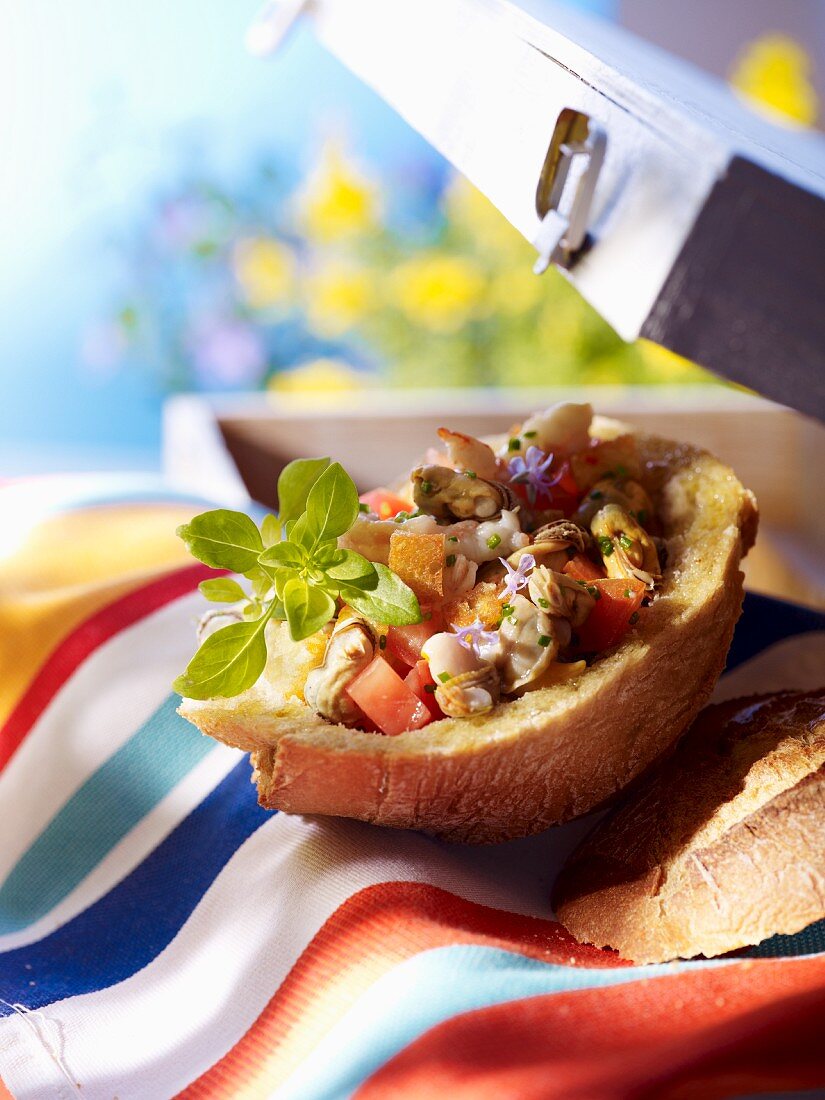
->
[553,690,825,962]
[179,418,758,842]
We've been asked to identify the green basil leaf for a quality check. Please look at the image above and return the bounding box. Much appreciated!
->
[173,614,271,700]
[177,510,263,572]
[282,576,336,641]
[258,540,306,569]
[288,512,315,552]
[339,563,421,626]
[261,514,282,547]
[324,549,376,584]
[304,462,360,547]
[277,458,331,526]
[198,578,246,604]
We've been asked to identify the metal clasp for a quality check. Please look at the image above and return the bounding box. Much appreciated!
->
[533,108,607,275]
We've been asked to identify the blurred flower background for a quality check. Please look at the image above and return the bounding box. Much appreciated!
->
[0,0,821,471]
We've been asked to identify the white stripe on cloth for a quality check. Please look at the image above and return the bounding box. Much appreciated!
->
[0,592,204,885]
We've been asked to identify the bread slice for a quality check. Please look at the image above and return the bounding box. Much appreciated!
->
[178,417,757,843]
[553,690,825,963]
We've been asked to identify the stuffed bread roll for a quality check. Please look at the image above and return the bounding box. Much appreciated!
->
[175,402,757,843]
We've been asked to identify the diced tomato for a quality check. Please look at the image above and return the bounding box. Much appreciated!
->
[385,607,443,668]
[404,659,444,720]
[346,656,432,735]
[511,458,581,516]
[575,578,646,653]
[563,554,606,583]
[359,488,413,520]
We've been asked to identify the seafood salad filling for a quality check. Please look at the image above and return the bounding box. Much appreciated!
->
[175,403,664,737]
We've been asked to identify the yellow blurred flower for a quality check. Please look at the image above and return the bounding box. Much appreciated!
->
[233,237,294,309]
[390,254,488,333]
[487,265,544,316]
[730,34,818,127]
[300,142,379,242]
[443,176,529,260]
[305,262,373,337]
[269,357,366,395]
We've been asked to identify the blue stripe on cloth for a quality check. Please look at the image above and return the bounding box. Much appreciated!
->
[0,760,268,1014]
[727,594,825,672]
[271,944,725,1100]
[0,697,215,934]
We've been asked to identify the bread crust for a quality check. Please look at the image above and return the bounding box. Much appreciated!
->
[553,690,825,962]
[179,418,758,843]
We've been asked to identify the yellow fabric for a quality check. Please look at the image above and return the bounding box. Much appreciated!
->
[0,503,196,728]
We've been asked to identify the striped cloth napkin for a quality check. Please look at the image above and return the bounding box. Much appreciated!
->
[0,475,823,1099]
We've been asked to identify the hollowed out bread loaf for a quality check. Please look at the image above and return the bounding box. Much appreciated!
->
[178,417,757,843]
[553,690,825,963]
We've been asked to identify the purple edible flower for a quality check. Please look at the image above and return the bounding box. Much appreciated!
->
[499,553,535,601]
[508,445,555,504]
[450,618,499,655]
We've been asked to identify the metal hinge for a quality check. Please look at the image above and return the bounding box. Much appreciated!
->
[533,108,607,275]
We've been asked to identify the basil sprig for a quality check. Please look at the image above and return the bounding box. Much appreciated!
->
[173,459,421,700]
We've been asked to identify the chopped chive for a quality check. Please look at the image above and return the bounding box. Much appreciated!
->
[501,603,513,615]
[379,634,387,650]
[508,438,521,451]
[538,635,552,647]
[597,535,614,557]
[359,502,370,513]
[446,553,457,567]
[629,611,640,625]
[586,585,601,600]
[619,533,634,551]
[637,509,648,525]
[616,464,629,478]
[524,430,537,439]
[420,480,433,495]
[576,579,587,587]
[486,533,501,550]
[624,588,632,598]
[424,683,437,694]
[438,671,452,683]
[448,535,459,543]
[465,470,478,479]
[538,597,550,609]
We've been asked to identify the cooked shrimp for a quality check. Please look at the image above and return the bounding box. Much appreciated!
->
[437,427,501,480]
[515,402,593,455]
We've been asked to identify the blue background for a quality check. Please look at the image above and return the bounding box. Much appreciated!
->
[0,0,616,470]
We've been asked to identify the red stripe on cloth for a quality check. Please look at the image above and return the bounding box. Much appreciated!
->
[0,563,217,773]
[355,953,825,1100]
[178,881,624,1099]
